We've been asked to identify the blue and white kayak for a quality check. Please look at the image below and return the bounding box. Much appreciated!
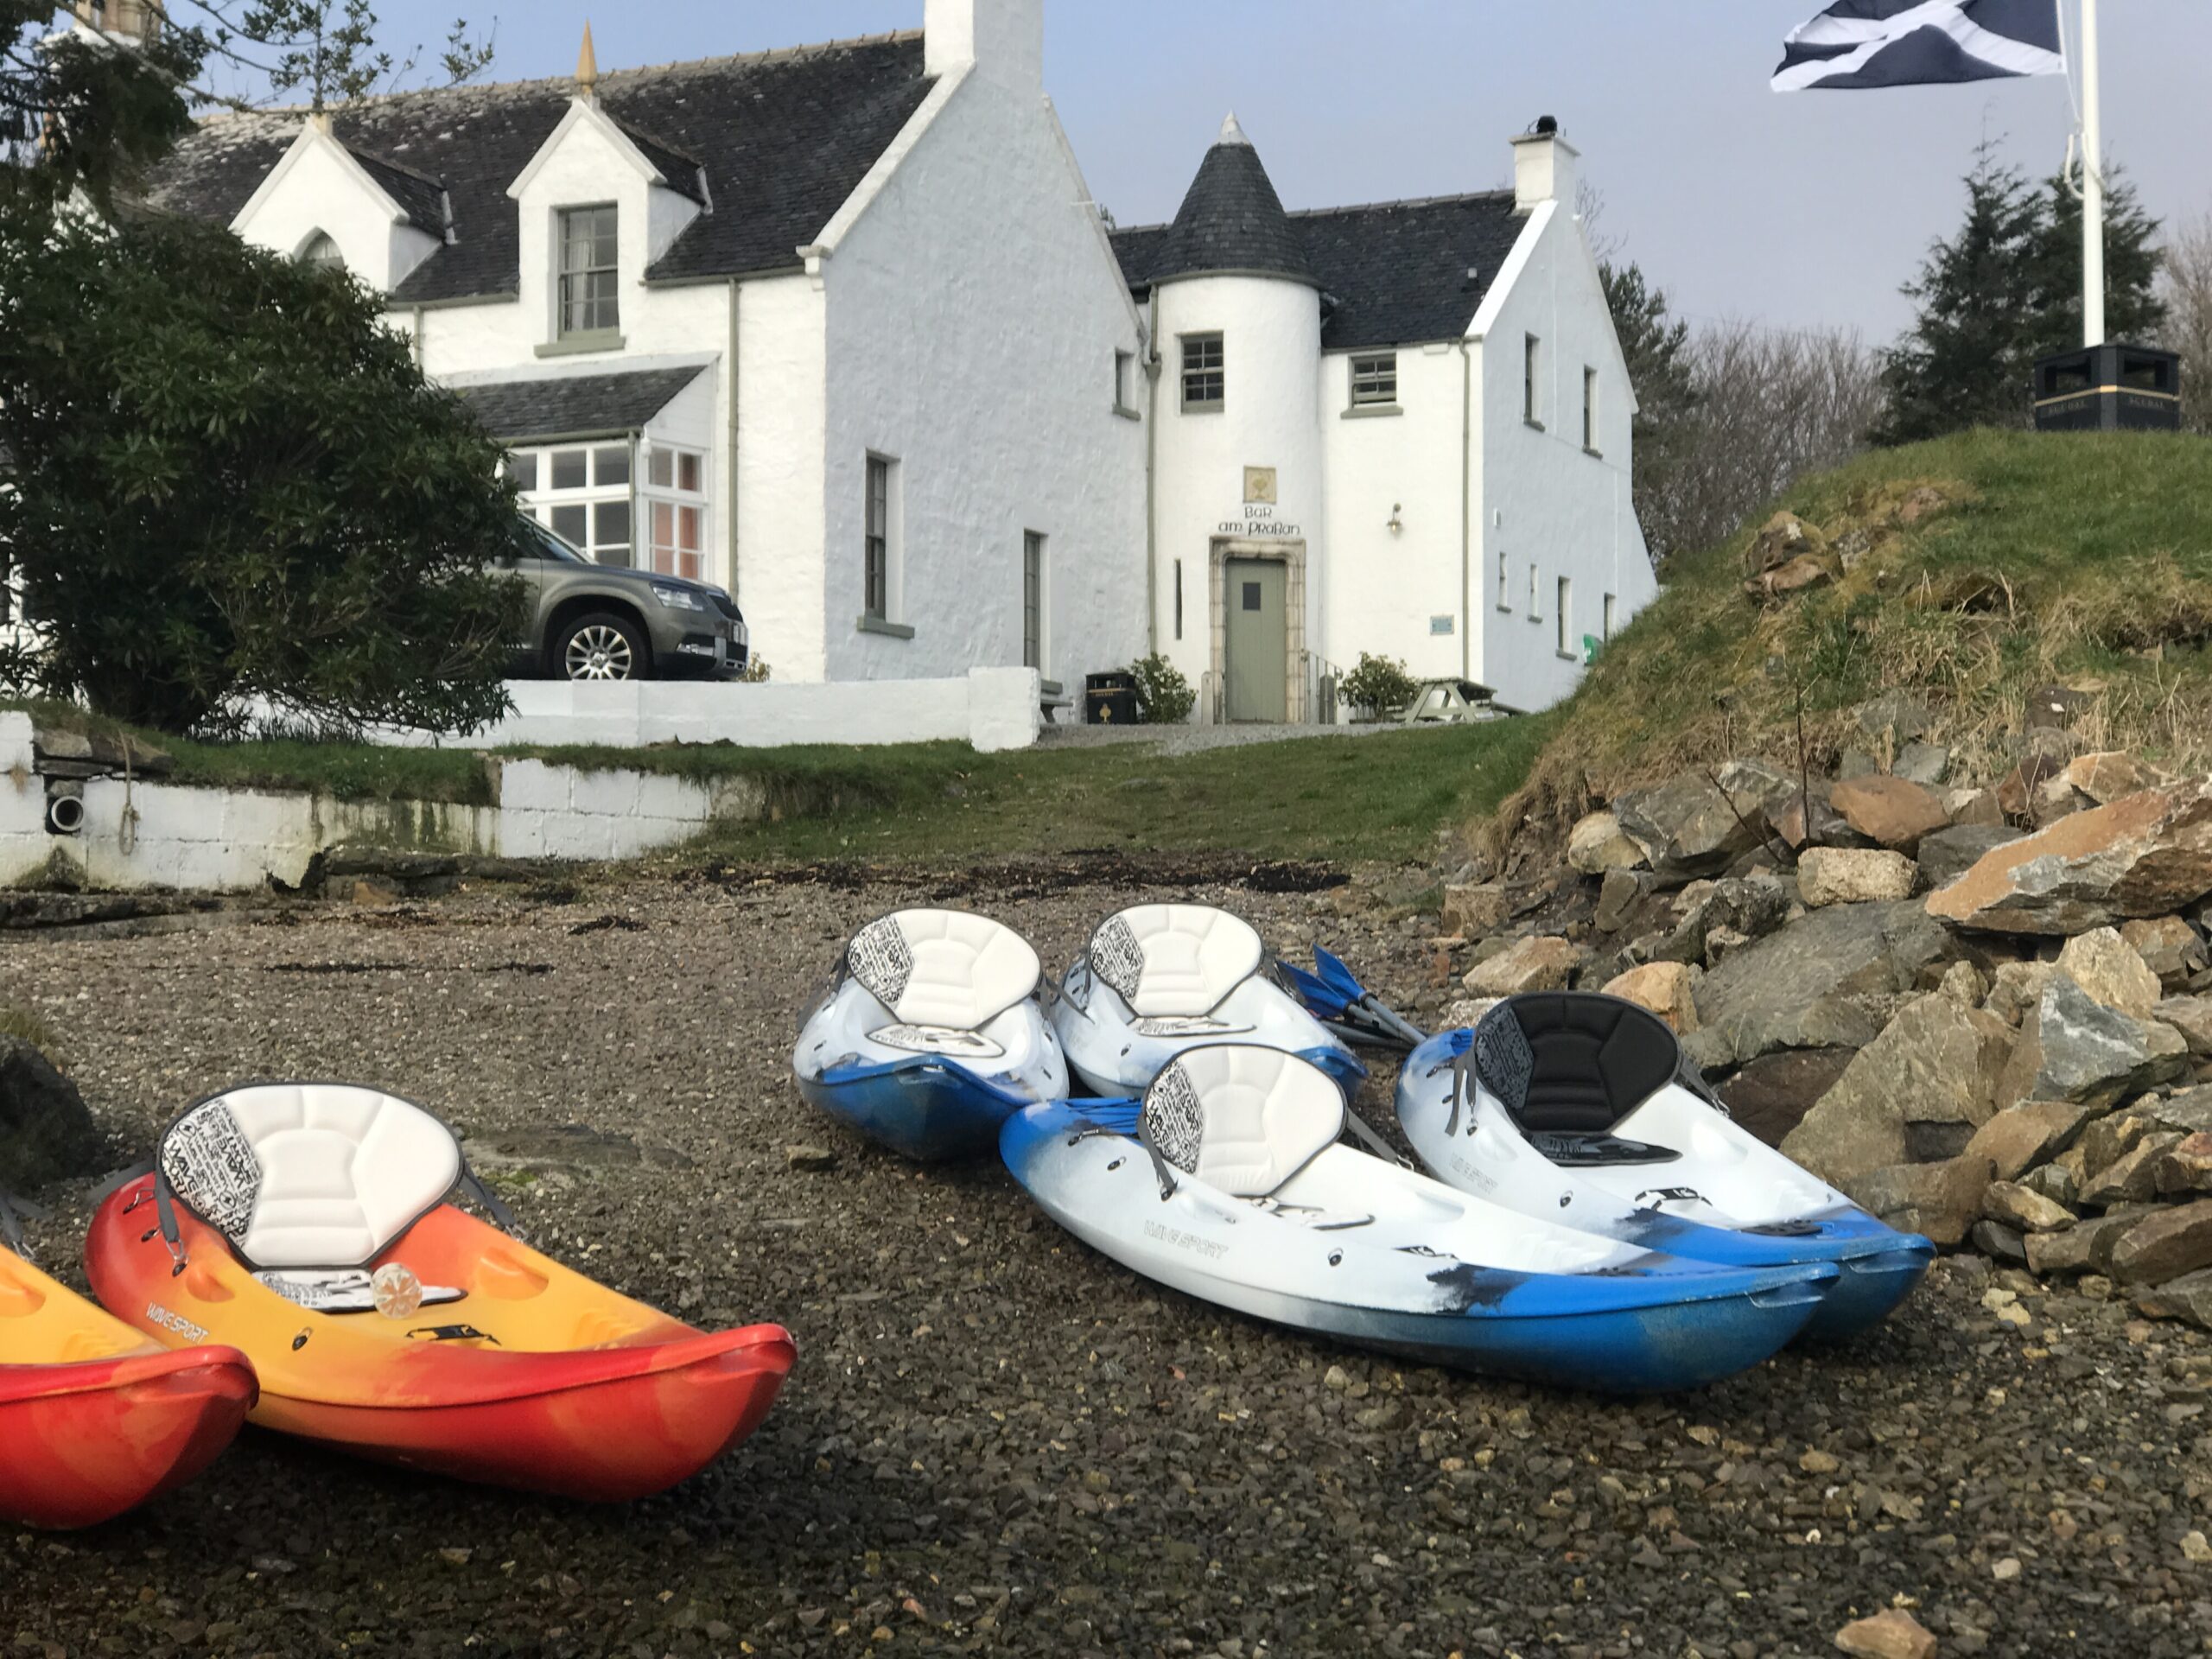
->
[1050,904,1365,1100]
[793,909,1069,1161]
[1395,996,1933,1341]
[1003,1046,1838,1393]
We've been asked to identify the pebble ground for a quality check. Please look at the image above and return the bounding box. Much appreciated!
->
[3,864,2209,1659]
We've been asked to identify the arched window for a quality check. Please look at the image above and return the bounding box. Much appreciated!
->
[297,231,344,270]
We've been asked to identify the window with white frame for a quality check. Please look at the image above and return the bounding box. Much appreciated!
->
[507,442,633,566]
[1349,353,1397,407]
[864,454,894,620]
[298,230,344,270]
[1181,333,1224,410]
[645,444,707,581]
[1556,576,1573,656]
[1582,365,1599,451]
[557,205,620,339]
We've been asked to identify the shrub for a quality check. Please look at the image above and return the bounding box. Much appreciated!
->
[1338,652,1419,721]
[0,201,527,735]
[1131,653,1195,724]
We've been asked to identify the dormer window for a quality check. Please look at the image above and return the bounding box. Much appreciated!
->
[298,231,344,270]
[557,205,620,340]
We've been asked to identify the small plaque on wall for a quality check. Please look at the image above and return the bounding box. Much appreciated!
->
[1430,615,1455,636]
[1243,467,1277,505]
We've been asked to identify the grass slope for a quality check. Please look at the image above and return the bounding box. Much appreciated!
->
[1491,429,2212,847]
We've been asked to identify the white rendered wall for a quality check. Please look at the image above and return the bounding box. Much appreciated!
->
[1147,273,1323,715]
[1472,203,1656,712]
[231,130,440,292]
[734,275,829,681]
[1316,340,1476,683]
[819,67,1147,688]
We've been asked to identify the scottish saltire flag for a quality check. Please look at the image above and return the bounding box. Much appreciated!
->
[1774,0,2066,92]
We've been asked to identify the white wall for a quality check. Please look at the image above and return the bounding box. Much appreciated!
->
[1316,340,1475,683]
[1147,273,1323,711]
[231,128,442,293]
[1472,201,1656,712]
[734,274,829,680]
[819,66,1148,689]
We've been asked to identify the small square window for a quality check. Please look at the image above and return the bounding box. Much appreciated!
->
[593,444,630,487]
[1349,353,1397,407]
[649,448,673,490]
[550,448,587,491]
[1242,581,1262,613]
[1181,334,1224,410]
[594,499,631,561]
[505,452,538,492]
[550,503,588,547]
[677,453,702,494]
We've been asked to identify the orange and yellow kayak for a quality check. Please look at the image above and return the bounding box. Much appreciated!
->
[87,1177,794,1503]
[1,1244,255,1529]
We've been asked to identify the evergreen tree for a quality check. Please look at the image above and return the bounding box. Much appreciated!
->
[1601,260,1698,561]
[1876,143,2164,445]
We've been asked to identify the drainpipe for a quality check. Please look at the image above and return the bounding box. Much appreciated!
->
[1143,289,1161,658]
[1459,337,1473,682]
[410,305,425,369]
[739,276,756,601]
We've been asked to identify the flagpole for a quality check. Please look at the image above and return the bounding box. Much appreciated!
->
[2080,0,2106,346]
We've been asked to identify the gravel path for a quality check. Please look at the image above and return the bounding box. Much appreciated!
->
[4,868,2210,1658]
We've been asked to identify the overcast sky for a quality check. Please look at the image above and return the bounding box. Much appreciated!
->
[213,1,2212,342]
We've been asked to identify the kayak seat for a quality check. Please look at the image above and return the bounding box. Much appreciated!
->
[1140,1046,1344,1198]
[1473,994,1679,1135]
[159,1084,462,1272]
[847,909,1042,1032]
[1089,904,1265,1018]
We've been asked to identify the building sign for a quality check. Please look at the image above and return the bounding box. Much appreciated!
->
[1243,466,1277,505]
[1430,615,1455,636]
[1217,504,1301,538]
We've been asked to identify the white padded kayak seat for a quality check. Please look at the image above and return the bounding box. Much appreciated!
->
[1090,904,1265,1018]
[159,1084,461,1270]
[1141,1046,1344,1199]
[847,909,1041,1032]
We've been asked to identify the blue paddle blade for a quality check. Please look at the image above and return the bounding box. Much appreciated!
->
[1277,958,1348,1019]
[1313,945,1368,1007]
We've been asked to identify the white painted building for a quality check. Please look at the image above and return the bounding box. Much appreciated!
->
[142,0,1654,718]
[1112,116,1656,719]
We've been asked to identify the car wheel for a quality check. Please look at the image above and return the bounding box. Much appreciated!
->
[556,612,649,682]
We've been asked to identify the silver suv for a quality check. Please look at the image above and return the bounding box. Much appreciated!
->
[504,516,747,682]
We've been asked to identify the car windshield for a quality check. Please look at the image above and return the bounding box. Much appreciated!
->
[514,515,587,564]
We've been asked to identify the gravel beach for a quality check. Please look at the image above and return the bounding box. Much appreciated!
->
[5,865,2211,1659]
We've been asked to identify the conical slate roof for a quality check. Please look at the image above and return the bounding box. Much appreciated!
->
[1150,112,1317,287]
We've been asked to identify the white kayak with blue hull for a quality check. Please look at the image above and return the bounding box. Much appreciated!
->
[1050,904,1366,1099]
[1395,995,1933,1340]
[793,908,1070,1161]
[1002,1046,1839,1394]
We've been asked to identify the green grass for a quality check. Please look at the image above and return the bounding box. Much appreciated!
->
[4,696,1549,866]
[1490,428,2212,847]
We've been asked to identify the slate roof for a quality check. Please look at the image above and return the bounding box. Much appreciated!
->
[1113,189,1526,353]
[1147,118,1314,288]
[450,364,709,442]
[346,146,448,235]
[145,33,933,304]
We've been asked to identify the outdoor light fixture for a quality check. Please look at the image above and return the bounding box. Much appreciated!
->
[1387,504,1403,535]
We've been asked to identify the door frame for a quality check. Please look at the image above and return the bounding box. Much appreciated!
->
[1210,537,1306,723]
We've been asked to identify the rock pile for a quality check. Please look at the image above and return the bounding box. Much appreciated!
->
[1440,709,2212,1332]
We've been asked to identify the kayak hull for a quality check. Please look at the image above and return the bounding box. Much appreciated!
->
[794,1057,1031,1163]
[1395,1029,1932,1342]
[86,1181,794,1503]
[1001,1103,1833,1395]
[0,1345,256,1530]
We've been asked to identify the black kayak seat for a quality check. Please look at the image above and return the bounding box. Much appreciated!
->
[1472,994,1681,1135]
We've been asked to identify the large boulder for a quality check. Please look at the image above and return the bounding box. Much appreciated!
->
[2135,1268,2212,1328]
[2157,1131,2212,1196]
[2054,926,2163,1018]
[2107,1200,2212,1287]
[2154,995,2212,1058]
[1461,935,1583,997]
[1441,882,1509,938]
[1780,974,2012,1186]
[1567,811,1646,876]
[1797,847,1916,907]
[1846,1154,1995,1247]
[2081,1132,2187,1207]
[1829,775,1948,851]
[2134,1084,2212,1137]
[0,1034,104,1187]
[1612,763,1791,883]
[1714,1046,1857,1148]
[1982,1179,2075,1234]
[2063,751,2171,807]
[2120,916,2209,989]
[1961,1099,2101,1181]
[1601,962,1700,1033]
[1916,823,2024,891]
[1927,779,2212,936]
[1692,899,1959,1069]
[1994,973,2189,1113]
[2027,1208,2157,1275]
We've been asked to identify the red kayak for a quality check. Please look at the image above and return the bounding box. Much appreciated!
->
[1,1245,256,1529]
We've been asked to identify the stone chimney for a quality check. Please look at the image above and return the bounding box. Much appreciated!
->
[1510,114,1579,216]
[925,0,1043,91]
[74,0,162,45]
